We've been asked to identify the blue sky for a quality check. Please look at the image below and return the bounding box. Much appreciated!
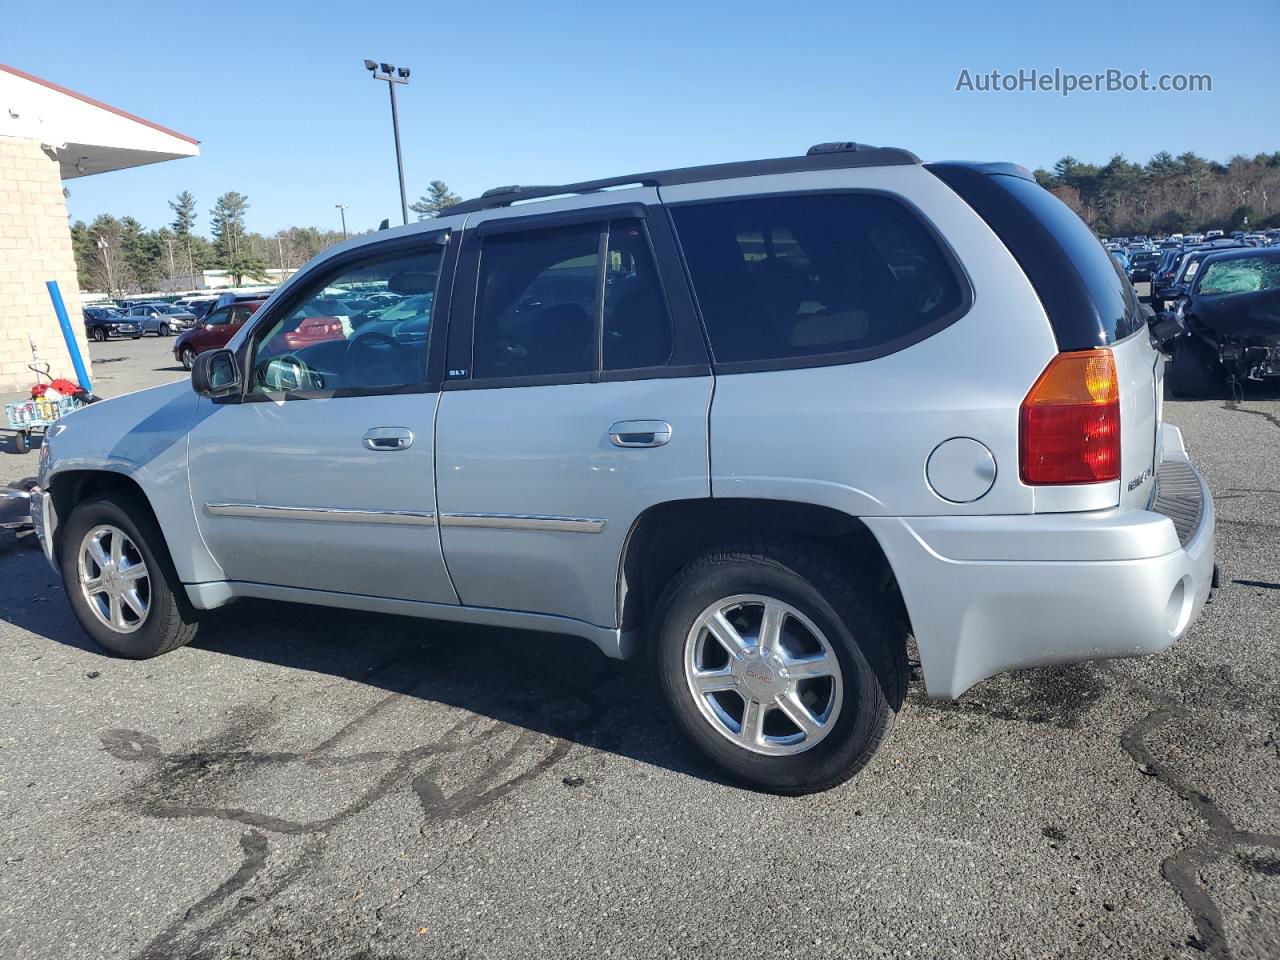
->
[7,0,1278,236]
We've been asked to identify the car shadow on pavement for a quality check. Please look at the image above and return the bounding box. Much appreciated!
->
[185,598,725,783]
[0,537,724,786]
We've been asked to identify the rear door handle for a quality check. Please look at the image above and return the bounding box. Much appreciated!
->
[363,426,414,451]
[609,420,672,448]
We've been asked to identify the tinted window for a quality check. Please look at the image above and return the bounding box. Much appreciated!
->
[474,224,600,379]
[670,194,966,365]
[248,246,440,394]
[990,175,1144,343]
[604,220,673,370]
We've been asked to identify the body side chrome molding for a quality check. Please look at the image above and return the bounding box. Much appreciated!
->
[439,512,607,534]
[204,502,437,526]
[203,502,606,534]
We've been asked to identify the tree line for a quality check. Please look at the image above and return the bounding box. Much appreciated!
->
[71,181,463,296]
[73,155,1280,295]
[1035,150,1280,237]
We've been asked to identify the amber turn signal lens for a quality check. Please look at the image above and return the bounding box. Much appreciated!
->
[1019,349,1121,486]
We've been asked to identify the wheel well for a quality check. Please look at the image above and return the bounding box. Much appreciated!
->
[618,498,908,637]
[47,470,159,563]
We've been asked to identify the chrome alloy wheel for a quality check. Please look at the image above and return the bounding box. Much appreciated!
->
[684,594,844,756]
[77,524,151,633]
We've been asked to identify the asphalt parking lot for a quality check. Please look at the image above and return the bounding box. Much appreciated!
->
[1,336,1277,960]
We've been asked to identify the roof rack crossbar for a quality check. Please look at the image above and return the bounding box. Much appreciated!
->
[446,144,920,216]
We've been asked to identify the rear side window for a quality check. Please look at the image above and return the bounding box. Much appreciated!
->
[471,218,675,380]
[670,194,967,366]
[474,224,600,379]
[604,219,673,370]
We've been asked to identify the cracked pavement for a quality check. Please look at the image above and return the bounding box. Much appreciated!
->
[0,337,1277,958]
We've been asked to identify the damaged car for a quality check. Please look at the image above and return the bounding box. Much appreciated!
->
[1154,247,1280,397]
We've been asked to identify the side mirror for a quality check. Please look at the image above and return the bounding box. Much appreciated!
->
[191,349,242,399]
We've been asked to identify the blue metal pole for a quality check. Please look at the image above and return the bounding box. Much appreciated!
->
[45,280,92,393]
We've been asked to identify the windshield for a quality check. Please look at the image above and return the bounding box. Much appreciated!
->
[1197,257,1280,296]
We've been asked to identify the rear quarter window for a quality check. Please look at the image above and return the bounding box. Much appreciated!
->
[669,193,969,368]
[928,165,1144,349]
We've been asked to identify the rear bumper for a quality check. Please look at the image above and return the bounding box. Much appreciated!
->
[865,424,1215,699]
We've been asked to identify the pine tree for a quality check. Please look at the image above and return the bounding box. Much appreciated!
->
[409,180,462,220]
[210,191,268,286]
[169,190,197,237]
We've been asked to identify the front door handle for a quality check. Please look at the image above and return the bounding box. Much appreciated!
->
[609,420,672,448]
[363,426,414,451]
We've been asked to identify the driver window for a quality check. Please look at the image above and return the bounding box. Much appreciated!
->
[248,246,441,395]
[204,308,232,327]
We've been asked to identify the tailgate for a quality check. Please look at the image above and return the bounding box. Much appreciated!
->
[1113,330,1161,510]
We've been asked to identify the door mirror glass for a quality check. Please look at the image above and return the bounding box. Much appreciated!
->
[191,349,242,399]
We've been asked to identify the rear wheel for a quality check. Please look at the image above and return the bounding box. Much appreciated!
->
[14,431,28,455]
[1167,337,1217,399]
[59,491,200,658]
[180,347,196,371]
[651,538,907,794]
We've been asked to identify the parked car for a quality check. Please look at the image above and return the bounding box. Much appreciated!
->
[1128,250,1162,289]
[1205,229,1224,239]
[30,143,1215,793]
[174,297,219,320]
[210,289,277,313]
[1153,247,1280,396]
[172,300,265,370]
[125,302,197,336]
[82,306,142,341]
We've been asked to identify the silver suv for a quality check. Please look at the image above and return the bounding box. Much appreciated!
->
[31,143,1215,793]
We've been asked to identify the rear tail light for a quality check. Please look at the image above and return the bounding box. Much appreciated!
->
[1019,349,1120,485]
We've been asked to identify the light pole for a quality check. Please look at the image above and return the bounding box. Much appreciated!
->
[363,59,410,225]
[96,235,114,296]
[335,203,349,239]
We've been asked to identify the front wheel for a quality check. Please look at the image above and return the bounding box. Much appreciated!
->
[92,326,107,342]
[180,347,196,371]
[651,539,907,794]
[1167,337,1218,399]
[59,491,200,658]
[159,323,171,337]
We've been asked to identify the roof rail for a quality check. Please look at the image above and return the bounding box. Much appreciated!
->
[446,143,919,216]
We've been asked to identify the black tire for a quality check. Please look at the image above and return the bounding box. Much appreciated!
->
[180,347,196,371]
[159,323,171,337]
[14,431,28,455]
[651,538,907,794]
[58,491,200,658]
[1167,338,1217,399]
[131,335,144,340]
[92,326,107,342]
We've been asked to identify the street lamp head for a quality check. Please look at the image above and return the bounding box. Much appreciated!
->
[380,63,393,75]
[363,59,377,72]
[397,66,410,79]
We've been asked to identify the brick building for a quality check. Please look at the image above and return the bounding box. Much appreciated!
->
[0,64,198,394]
